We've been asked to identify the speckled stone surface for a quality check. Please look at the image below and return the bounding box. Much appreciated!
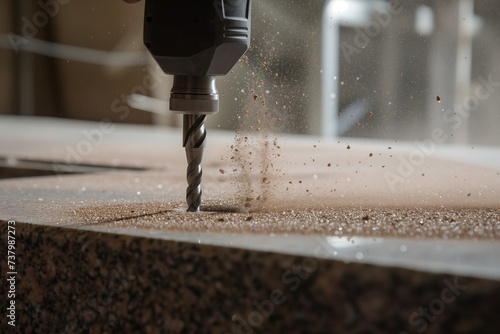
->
[1,221,500,334]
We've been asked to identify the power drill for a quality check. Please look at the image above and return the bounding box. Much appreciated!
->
[143,0,252,212]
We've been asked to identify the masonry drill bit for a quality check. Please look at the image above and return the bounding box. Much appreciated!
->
[183,114,207,212]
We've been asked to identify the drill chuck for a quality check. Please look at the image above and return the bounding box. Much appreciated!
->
[144,0,252,116]
[170,76,219,115]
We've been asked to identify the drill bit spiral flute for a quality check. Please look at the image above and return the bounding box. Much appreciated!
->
[143,0,252,211]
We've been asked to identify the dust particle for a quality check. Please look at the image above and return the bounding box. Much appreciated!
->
[219,169,225,174]
[347,145,351,150]
[328,163,331,167]
[436,95,441,103]
[369,153,373,157]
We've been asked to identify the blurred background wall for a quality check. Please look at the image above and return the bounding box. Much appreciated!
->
[0,0,499,145]
[1,1,155,124]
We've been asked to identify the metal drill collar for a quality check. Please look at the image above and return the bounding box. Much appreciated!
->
[170,75,219,114]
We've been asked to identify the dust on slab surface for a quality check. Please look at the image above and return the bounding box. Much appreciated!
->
[69,201,500,241]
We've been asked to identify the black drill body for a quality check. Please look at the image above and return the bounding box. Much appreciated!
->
[144,0,251,77]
